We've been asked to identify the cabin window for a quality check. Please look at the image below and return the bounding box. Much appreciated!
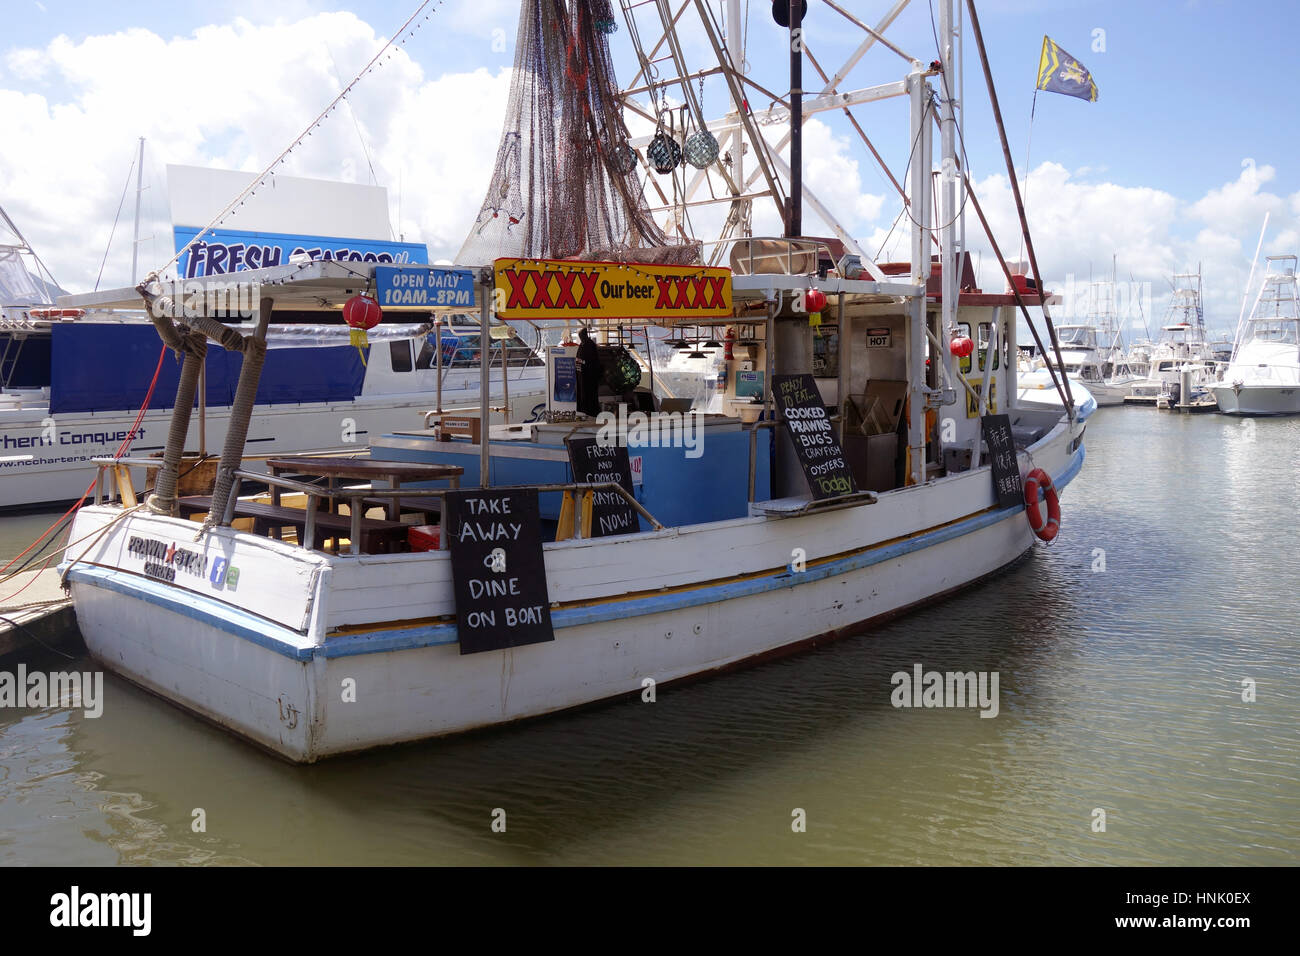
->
[977,322,999,371]
[813,328,839,377]
[389,340,413,372]
[415,337,437,370]
[958,322,972,374]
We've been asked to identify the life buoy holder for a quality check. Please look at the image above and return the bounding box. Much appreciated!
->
[1024,467,1060,542]
[28,308,85,320]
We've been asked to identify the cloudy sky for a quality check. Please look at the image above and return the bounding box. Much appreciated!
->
[2,0,1296,340]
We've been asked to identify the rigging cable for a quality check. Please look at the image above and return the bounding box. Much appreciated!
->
[94,147,137,291]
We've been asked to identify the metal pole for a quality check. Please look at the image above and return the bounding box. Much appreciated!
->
[938,0,957,350]
[434,317,444,414]
[500,330,511,425]
[836,293,848,445]
[479,273,491,488]
[130,137,144,284]
[198,357,207,457]
[726,0,745,233]
[786,2,803,238]
[907,67,931,486]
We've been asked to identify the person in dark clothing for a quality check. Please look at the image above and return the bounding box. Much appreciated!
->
[576,327,602,417]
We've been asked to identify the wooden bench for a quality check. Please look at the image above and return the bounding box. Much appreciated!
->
[178,496,410,554]
[362,495,443,523]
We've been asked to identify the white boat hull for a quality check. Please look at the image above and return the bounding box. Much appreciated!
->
[1209,383,1300,416]
[64,414,1083,762]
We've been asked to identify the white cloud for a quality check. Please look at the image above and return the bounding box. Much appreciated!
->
[887,161,1300,339]
[0,13,511,291]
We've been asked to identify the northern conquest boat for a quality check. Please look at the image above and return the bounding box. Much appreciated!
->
[1,169,547,510]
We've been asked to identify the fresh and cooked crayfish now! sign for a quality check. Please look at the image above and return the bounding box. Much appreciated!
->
[494,258,732,321]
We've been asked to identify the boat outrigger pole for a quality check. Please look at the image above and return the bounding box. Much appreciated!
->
[965,0,1075,416]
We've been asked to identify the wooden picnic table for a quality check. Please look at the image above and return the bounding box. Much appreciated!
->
[265,456,464,520]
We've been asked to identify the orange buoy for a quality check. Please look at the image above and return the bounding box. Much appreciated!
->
[1024,467,1060,542]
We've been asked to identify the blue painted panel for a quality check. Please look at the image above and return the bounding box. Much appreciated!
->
[49,324,366,413]
[375,426,772,529]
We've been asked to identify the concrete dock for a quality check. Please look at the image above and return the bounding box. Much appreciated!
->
[0,567,83,660]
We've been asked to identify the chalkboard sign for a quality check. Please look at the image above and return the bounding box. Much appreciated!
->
[981,414,1023,509]
[772,372,857,500]
[565,436,640,536]
[445,488,554,655]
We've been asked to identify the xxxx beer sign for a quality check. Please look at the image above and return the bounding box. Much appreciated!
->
[494,258,732,322]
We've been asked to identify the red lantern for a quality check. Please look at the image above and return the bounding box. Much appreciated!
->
[949,335,975,358]
[343,294,382,363]
[804,288,827,313]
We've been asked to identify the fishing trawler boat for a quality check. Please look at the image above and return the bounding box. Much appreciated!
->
[0,309,546,510]
[58,0,1087,761]
[1211,255,1300,415]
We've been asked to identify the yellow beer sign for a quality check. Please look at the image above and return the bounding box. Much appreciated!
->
[494,258,732,322]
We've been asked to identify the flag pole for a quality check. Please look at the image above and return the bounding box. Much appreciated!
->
[1016,88,1039,269]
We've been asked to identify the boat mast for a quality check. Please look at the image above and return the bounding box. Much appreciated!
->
[130,137,145,284]
[937,0,958,353]
[785,1,802,238]
[724,0,746,236]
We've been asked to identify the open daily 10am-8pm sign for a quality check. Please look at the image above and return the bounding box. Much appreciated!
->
[375,265,476,309]
[493,258,732,322]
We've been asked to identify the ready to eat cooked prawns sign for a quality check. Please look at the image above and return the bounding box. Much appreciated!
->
[493,258,732,321]
[772,373,857,500]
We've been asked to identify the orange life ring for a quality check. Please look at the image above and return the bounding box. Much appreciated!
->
[1024,468,1060,542]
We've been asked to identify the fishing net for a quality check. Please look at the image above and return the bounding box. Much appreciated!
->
[457,0,700,267]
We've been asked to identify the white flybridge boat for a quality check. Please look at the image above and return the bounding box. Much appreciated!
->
[1126,268,1220,406]
[1211,255,1300,415]
[59,0,1086,762]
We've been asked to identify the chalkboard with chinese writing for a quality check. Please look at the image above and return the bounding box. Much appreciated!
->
[565,436,640,536]
[980,414,1023,509]
[772,372,857,500]
[445,488,554,655]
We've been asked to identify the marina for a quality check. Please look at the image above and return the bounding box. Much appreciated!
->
[1,0,1297,881]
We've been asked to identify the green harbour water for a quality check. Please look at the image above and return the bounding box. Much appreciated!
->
[0,406,1297,865]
